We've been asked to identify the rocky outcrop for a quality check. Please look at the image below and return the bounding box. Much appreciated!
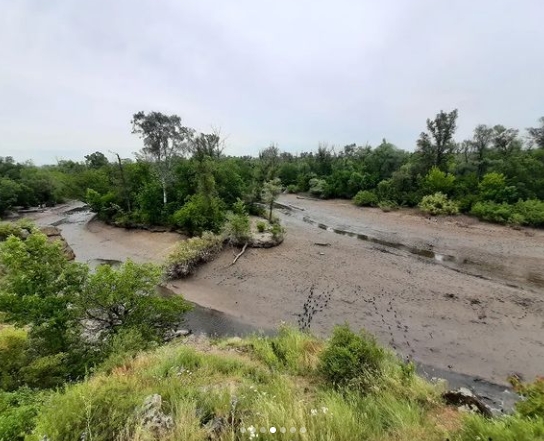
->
[249,231,284,248]
[40,226,76,260]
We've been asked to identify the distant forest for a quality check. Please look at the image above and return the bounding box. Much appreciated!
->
[2,110,544,229]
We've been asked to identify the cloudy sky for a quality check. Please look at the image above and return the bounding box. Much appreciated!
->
[1,0,543,164]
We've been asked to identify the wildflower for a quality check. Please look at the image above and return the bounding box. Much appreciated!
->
[310,408,318,416]
[321,406,329,414]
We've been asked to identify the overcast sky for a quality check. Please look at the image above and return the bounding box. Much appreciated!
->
[1,0,543,164]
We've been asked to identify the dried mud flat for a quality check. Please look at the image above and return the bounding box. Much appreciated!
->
[171,195,544,386]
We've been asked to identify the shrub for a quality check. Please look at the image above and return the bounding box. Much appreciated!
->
[0,223,29,241]
[319,325,385,390]
[256,221,266,233]
[353,190,378,207]
[222,211,250,245]
[514,199,544,227]
[309,178,328,198]
[456,194,479,213]
[418,192,459,215]
[470,201,513,224]
[172,194,225,236]
[0,327,29,391]
[286,184,298,194]
[0,388,44,441]
[270,223,285,239]
[223,199,251,245]
[479,172,519,204]
[422,166,455,195]
[166,232,224,279]
[378,200,398,212]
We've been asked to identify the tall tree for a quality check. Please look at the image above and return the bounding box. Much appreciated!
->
[416,109,458,172]
[470,124,493,180]
[190,129,224,161]
[84,151,109,169]
[492,125,520,158]
[527,116,544,149]
[131,111,193,206]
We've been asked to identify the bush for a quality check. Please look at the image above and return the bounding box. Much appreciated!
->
[319,325,385,390]
[256,221,266,233]
[166,232,224,279]
[456,194,479,213]
[270,223,285,239]
[514,199,544,227]
[0,222,33,241]
[479,172,519,204]
[353,190,378,207]
[309,178,328,198]
[0,327,29,391]
[222,211,250,245]
[378,200,398,212]
[172,194,225,236]
[418,192,459,215]
[422,167,455,195]
[0,388,44,441]
[286,184,298,194]
[470,201,513,224]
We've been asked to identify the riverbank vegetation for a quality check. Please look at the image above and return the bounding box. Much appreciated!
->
[1,110,544,229]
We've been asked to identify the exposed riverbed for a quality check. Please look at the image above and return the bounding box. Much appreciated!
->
[23,199,544,412]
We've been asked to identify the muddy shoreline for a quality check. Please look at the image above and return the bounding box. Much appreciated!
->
[21,200,544,413]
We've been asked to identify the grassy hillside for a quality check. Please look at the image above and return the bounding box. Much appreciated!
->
[3,326,541,441]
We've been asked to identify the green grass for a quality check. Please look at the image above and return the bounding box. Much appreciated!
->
[6,326,543,441]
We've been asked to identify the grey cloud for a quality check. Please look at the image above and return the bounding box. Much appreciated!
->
[1,0,543,164]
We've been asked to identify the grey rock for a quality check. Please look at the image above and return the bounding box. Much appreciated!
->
[442,388,492,417]
[139,394,174,434]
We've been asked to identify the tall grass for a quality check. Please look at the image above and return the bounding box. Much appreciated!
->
[20,326,544,441]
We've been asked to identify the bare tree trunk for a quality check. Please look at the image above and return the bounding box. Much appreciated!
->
[113,152,131,212]
[269,201,273,221]
[162,182,167,206]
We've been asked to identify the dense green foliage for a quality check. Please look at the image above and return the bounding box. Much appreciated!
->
[0,229,191,391]
[1,111,544,230]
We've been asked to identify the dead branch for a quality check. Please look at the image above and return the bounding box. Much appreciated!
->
[231,242,248,265]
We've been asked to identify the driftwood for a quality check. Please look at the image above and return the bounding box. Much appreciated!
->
[313,242,331,247]
[231,243,248,265]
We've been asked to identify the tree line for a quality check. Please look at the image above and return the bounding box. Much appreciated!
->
[1,110,544,228]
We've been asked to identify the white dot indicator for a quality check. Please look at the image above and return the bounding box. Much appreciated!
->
[290,427,296,433]
[260,427,266,433]
[270,427,276,433]
[300,427,307,433]
[240,427,246,433]
[280,427,286,433]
